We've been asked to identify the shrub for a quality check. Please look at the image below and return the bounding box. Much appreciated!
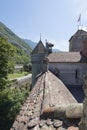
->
[0,87,29,130]
[23,63,32,72]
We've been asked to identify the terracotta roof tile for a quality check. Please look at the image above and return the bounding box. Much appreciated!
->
[11,71,80,130]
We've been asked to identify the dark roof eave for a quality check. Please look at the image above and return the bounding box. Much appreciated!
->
[69,29,87,41]
[49,61,81,63]
[69,35,87,42]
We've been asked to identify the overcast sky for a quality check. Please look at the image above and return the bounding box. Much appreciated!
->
[0,0,87,51]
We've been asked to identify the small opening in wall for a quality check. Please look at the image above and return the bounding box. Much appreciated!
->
[75,69,78,79]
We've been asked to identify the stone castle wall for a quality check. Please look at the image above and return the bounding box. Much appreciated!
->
[80,72,87,130]
[69,37,83,52]
[49,62,87,86]
[31,53,46,87]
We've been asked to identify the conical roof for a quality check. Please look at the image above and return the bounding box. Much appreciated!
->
[69,29,87,41]
[31,40,47,55]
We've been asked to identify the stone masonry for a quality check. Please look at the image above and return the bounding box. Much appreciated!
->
[80,72,87,130]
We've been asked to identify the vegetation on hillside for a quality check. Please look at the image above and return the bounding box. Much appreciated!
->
[0,36,30,130]
[0,22,32,64]
[23,39,37,49]
[0,22,32,54]
[15,47,31,64]
[0,37,16,87]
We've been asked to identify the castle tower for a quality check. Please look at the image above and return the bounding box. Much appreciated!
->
[69,29,87,52]
[82,38,87,57]
[31,40,47,87]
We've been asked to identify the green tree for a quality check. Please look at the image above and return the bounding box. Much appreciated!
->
[0,36,30,130]
[0,85,29,130]
[15,48,30,64]
[0,36,15,88]
[23,63,32,72]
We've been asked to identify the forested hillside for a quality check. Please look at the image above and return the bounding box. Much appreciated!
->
[23,39,37,49]
[0,22,32,64]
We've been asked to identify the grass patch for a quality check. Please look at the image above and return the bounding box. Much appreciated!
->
[8,71,29,80]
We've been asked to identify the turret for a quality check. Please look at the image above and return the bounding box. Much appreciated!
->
[69,29,87,52]
[31,40,47,87]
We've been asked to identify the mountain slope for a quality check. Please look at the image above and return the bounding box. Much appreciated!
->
[0,22,32,54]
[23,39,37,49]
[53,49,61,52]
[24,39,61,52]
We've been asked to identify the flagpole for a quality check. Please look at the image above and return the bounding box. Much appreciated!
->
[80,14,81,29]
[77,14,81,30]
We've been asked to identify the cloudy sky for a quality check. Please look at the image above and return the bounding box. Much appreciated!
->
[0,0,87,51]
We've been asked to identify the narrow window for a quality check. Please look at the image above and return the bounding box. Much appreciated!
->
[75,69,78,79]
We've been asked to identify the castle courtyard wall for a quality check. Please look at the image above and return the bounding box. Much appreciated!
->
[49,62,87,86]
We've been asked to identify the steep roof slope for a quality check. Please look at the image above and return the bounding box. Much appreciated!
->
[31,40,47,54]
[69,29,87,41]
[11,71,80,130]
[73,29,87,36]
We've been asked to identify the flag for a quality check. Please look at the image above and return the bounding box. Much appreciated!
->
[78,14,81,22]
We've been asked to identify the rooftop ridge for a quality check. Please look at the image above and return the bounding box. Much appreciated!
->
[11,71,81,130]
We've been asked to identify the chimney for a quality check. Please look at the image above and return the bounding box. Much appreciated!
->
[46,41,54,54]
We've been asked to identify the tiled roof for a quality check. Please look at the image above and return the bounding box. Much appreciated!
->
[48,52,82,63]
[31,40,47,54]
[11,71,80,130]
